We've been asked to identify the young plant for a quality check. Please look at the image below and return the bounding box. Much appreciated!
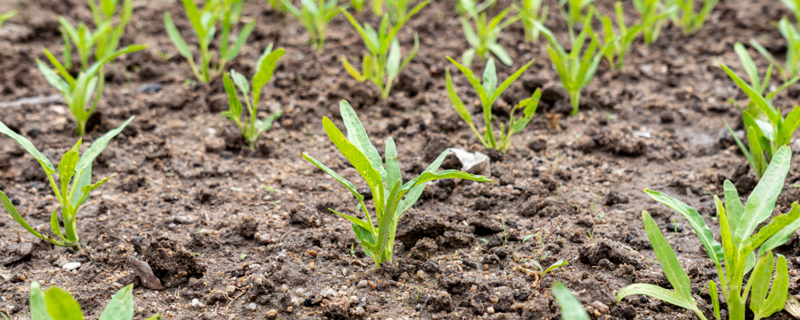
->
[221,44,285,150]
[37,45,145,136]
[0,10,17,30]
[514,0,548,43]
[515,259,568,293]
[376,0,420,24]
[279,0,341,52]
[341,1,428,99]
[446,58,541,152]
[351,0,366,12]
[751,18,800,82]
[632,0,675,45]
[267,0,288,13]
[719,61,800,177]
[619,146,799,320]
[302,100,492,267]
[458,0,520,67]
[0,117,133,251]
[164,0,256,83]
[29,281,161,320]
[726,42,798,114]
[552,282,590,320]
[534,16,616,116]
[669,0,719,35]
[596,2,643,70]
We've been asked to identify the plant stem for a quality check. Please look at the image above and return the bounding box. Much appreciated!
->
[569,90,581,116]
[76,120,86,136]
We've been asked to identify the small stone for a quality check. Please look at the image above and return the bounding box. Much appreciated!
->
[320,287,337,298]
[249,264,261,270]
[226,285,236,294]
[62,262,81,271]
[280,284,289,292]
[191,298,204,308]
[357,280,368,288]
[173,215,195,224]
[489,295,499,304]
[592,301,609,314]
[487,306,495,314]
[10,199,20,206]
[167,223,177,230]
[204,137,226,153]
[138,83,163,94]
[111,282,124,289]
[246,303,258,310]
[257,234,274,245]
[128,255,164,290]
[265,309,278,318]
[665,222,684,233]
[416,270,427,280]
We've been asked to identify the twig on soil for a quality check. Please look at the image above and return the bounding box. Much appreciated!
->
[0,94,62,108]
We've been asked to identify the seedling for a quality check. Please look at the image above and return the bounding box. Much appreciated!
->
[726,42,798,115]
[633,0,676,45]
[596,2,643,70]
[718,61,800,177]
[751,18,800,82]
[619,146,799,320]
[221,44,284,150]
[0,10,17,30]
[303,100,492,267]
[513,0,548,42]
[164,0,256,82]
[29,281,161,320]
[351,0,366,12]
[458,0,520,66]
[341,1,428,99]
[446,58,541,152]
[534,15,616,116]
[515,259,568,293]
[37,45,144,136]
[267,0,288,13]
[85,0,133,64]
[667,0,718,35]
[0,117,133,251]
[373,0,421,24]
[552,282,590,320]
[279,0,341,52]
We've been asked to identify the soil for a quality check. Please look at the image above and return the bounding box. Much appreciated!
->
[1,0,800,319]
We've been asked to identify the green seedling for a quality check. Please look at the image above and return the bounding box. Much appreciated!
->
[37,45,145,136]
[445,57,541,152]
[596,2,643,70]
[667,0,718,35]
[514,0,548,43]
[29,281,161,320]
[279,0,341,52]
[351,0,366,12]
[552,282,590,320]
[534,15,616,116]
[751,18,800,82]
[0,117,133,251]
[303,100,492,267]
[221,44,284,150]
[718,61,800,177]
[619,146,799,320]
[516,259,568,293]
[341,1,428,99]
[86,0,134,64]
[0,10,17,30]
[267,0,288,13]
[781,0,800,23]
[458,0,520,67]
[633,0,676,45]
[559,0,593,40]
[164,0,256,83]
[375,0,420,25]
[727,42,798,115]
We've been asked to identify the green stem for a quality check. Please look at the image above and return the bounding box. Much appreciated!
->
[76,120,86,136]
[569,90,581,116]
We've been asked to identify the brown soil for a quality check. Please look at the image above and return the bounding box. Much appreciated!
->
[1,0,800,319]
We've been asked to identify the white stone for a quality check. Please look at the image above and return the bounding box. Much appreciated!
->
[62,262,81,271]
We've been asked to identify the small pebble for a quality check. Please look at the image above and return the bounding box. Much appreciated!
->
[265,309,278,318]
[665,222,684,233]
[249,264,261,270]
[487,306,495,314]
[357,280,368,288]
[191,298,204,308]
[62,262,81,271]
[11,199,20,206]
[246,303,257,310]
[167,223,177,230]
[138,83,163,94]
[280,284,289,292]
[592,301,609,314]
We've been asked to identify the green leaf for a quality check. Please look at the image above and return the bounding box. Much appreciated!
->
[718,61,780,125]
[551,282,590,320]
[384,137,401,193]
[724,118,757,178]
[386,39,402,79]
[482,58,498,98]
[338,100,387,180]
[779,106,800,146]
[50,208,65,241]
[491,59,534,103]
[30,282,54,320]
[618,284,699,312]
[253,48,285,103]
[445,70,473,126]
[330,209,374,239]
[98,285,134,320]
[488,43,513,66]
[639,210,694,301]
[352,222,377,246]
[58,149,80,198]
[181,0,206,39]
[758,203,800,256]
[736,146,792,241]
[222,73,243,120]
[36,59,70,93]
[446,57,487,104]
[403,169,493,191]
[302,153,364,202]
[224,20,255,61]
[644,189,723,266]
[75,116,134,173]
[724,179,744,234]
[0,120,55,174]
[708,281,721,320]
[164,13,193,59]
[256,110,282,133]
[743,203,800,254]
[734,42,761,90]
[399,149,448,213]
[750,253,788,319]
[542,260,567,277]
[0,190,48,241]
[45,287,85,320]
[230,69,250,94]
